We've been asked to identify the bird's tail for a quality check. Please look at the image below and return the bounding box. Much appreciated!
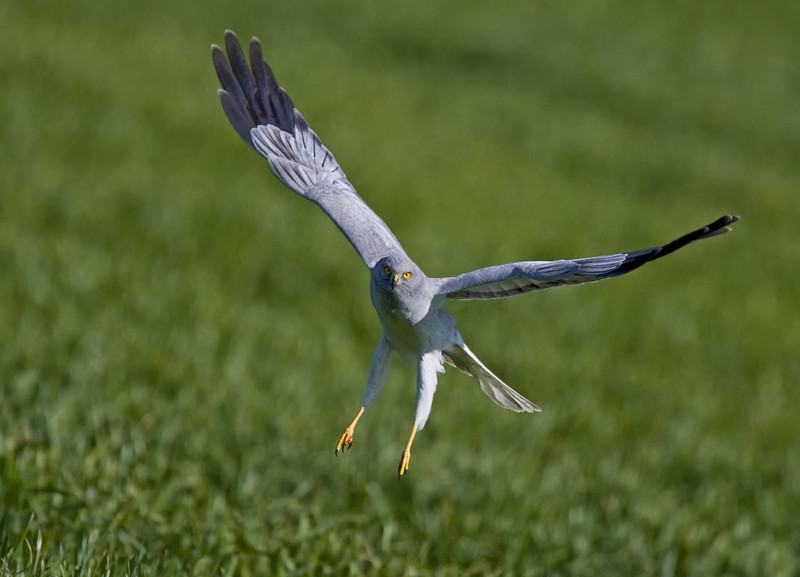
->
[443,344,541,413]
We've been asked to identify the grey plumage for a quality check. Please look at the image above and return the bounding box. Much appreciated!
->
[435,214,738,300]
[211,31,739,475]
[212,34,406,269]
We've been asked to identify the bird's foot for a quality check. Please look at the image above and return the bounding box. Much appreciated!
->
[335,406,365,455]
[398,448,412,477]
[335,427,355,454]
[397,424,418,478]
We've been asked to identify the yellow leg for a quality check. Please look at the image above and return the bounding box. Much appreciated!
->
[335,406,365,455]
[398,425,418,477]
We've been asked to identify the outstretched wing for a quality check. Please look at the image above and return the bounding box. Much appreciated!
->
[211,30,407,268]
[436,215,739,300]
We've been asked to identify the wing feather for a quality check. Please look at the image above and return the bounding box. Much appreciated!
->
[443,344,540,413]
[212,31,407,268]
[437,215,739,300]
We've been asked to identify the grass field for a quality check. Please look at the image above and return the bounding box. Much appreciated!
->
[2,0,799,574]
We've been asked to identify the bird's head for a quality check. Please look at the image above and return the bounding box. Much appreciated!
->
[371,255,422,294]
[370,255,434,324]
[370,255,432,323]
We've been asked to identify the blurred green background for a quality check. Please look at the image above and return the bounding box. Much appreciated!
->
[1,0,798,575]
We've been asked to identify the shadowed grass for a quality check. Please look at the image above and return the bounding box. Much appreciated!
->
[1,0,799,575]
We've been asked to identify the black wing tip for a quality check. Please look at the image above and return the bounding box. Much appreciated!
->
[699,214,740,240]
[710,214,740,230]
[219,30,261,53]
[647,213,740,263]
[604,214,740,277]
[213,30,297,133]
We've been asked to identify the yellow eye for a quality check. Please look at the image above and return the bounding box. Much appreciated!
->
[403,271,412,280]
[383,266,392,275]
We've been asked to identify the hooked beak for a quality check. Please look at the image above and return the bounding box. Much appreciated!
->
[392,273,400,289]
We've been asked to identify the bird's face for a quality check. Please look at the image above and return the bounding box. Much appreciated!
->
[372,256,421,296]
[371,255,431,324]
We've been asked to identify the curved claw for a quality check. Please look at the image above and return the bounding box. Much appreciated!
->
[397,425,418,478]
[335,431,354,455]
[335,406,365,456]
[398,449,411,477]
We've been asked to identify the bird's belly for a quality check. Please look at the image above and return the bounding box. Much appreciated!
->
[381,315,419,365]
[380,308,458,365]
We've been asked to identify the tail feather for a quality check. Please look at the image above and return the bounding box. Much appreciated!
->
[443,344,541,413]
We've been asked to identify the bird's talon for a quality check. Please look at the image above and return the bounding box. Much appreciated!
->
[397,425,418,477]
[335,407,365,457]
[335,432,354,455]
[398,452,411,477]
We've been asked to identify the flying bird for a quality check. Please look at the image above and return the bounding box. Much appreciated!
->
[211,31,739,476]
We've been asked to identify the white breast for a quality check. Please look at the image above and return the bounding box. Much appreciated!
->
[378,305,460,365]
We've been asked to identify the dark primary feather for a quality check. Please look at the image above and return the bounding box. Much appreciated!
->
[212,32,739,280]
[212,32,295,141]
[211,31,408,269]
[437,215,739,300]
